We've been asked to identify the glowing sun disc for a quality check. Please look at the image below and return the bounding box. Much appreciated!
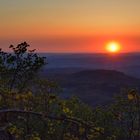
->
[106,41,121,53]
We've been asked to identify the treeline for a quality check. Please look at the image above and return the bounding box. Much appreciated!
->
[0,42,140,140]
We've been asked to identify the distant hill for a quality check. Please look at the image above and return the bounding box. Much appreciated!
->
[41,53,140,78]
[45,69,140,106]
[72,70,139,85]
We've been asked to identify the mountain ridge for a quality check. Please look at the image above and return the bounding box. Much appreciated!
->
[45,69,140,106]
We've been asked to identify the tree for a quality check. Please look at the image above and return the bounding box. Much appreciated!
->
[0,42,95,140]
[0,42,46,93]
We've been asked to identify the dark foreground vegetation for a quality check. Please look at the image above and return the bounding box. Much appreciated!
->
[0,42,140,140]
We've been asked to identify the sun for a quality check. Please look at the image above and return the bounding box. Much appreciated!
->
[106,41,121,53]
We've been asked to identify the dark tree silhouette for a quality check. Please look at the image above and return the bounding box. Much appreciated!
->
[0,42,46,92]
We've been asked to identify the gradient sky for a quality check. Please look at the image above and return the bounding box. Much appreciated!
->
[0,0,140,52]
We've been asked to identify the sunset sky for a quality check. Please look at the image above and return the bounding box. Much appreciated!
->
[0,0,140,52]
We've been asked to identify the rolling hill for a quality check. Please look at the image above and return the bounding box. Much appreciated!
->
[44,69,140,106]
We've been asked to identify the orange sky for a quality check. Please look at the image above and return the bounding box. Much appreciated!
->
[0,0,140,53]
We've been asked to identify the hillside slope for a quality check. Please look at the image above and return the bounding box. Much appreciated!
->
[46,69,140,106]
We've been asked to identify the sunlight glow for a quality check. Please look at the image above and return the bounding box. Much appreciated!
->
[106,41,121,53]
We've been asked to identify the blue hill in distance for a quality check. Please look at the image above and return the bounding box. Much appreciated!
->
[40,53,140,106]
[40,53,140,78]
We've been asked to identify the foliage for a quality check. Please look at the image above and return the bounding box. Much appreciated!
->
[0,42,46,92]
[0,42,140,140]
